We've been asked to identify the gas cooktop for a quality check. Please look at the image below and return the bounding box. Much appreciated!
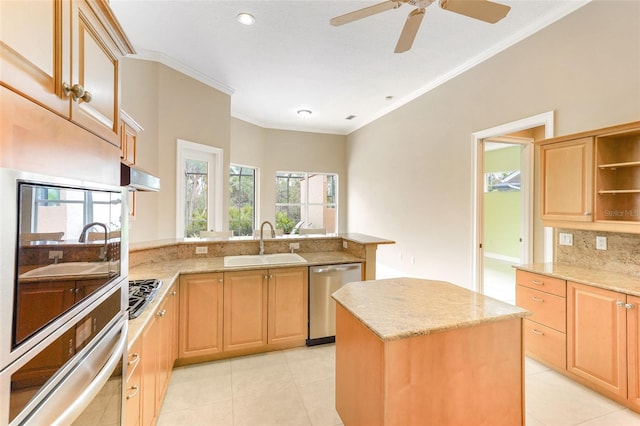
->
[128,278,162,320]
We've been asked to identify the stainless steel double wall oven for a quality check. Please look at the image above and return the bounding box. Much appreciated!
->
[0,168,129,425]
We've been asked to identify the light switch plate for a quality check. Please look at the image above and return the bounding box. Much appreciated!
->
[596,236,607,250]
[195,246,208,254]
[559,233,573,246]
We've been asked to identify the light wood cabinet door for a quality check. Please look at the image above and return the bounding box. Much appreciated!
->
[223,270,268,352]
[0,0,69,116]
[154,285,176,413]
[627,295,640,410]
[179,273,224,358]
[124,339,142,426]
[140,316,157,426]
[268,267,308,345]
[567,281,627,398]
[70,0,121,146]
[541,137,594,221]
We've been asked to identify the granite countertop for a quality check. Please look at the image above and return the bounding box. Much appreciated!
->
[128,233,394,251]
[332,277,529,342]
[515,263,640,297]
[126,251,364,348]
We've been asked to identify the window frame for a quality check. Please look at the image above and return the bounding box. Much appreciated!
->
[176,139,223,238]
[275,171,338,233]
[229,163,258,236]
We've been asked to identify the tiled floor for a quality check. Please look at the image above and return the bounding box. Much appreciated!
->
[483,256,517,304]
[158,344,640,426]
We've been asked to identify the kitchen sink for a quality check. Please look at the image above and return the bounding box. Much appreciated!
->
[20,261,110,278]
[224,253,307,267]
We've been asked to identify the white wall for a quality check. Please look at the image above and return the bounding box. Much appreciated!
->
[346,1,640,288]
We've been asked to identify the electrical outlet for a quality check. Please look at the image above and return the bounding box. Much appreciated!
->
[596,236,607,250]
[342,241,348,249]
[289,242,300,250]
[559,233,573,246]
[48,250,63,260]
[195,246,208,254]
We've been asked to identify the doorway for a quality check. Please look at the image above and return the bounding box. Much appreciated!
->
[472,112,555,301]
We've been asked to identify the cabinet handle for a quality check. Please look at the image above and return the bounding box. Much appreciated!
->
[62,82,92,103]
[157,309,167,317]
[127,352,140,366]
[269,274,273,279]
[531,280,544,286]
[531,296,544,303]
[170,291,177,296]
[616,301,625,307]
[626,303,635,310]
[531,329,544,336]
[218,278,223,283]
[126,385,139,400]
[584,211,591,216]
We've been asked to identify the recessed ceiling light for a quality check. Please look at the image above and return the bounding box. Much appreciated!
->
[385,95,394,100]
[237,13,255,25]
[297,109,312,118]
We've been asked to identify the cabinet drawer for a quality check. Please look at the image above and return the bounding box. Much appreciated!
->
[523,319,566,371]
[516,285,566,333]
[516,270,566,297]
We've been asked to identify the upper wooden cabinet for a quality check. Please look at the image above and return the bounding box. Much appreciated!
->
[120,111,142,165]
[540,137,594,222]
[0,0,134,146]
[538,121,640,232]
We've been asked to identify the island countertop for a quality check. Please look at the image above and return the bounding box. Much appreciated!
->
[332,277,529,341]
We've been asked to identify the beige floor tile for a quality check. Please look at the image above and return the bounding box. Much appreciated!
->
[579,408,640,425]
[157,399,233,426]
[233,381,310,426]
[526,370,626,425]
[231,355,294,399]
[284,345,336,385]
[525,357,551,376]
[161,361,232,412]
[296,377,342,426]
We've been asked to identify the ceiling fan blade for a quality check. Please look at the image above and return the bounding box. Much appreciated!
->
[439,0,510,24]
[330,1,403,26]
[394,8,425,53]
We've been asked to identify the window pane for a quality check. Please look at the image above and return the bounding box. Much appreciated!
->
[276,205,301,234]
[185,159,208,237]
[276,173,303,204]
[230,165,256,236]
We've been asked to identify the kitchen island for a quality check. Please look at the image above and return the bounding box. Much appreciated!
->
[332,277,529,426]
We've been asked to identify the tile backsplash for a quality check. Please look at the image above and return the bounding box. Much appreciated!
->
[556,228,640,276]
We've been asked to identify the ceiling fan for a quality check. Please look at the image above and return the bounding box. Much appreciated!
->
[330,0,511,53]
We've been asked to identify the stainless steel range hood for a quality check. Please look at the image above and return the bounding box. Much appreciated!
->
[121,163,160,192]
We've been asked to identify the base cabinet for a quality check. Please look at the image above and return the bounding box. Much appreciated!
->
[179,273,224,359]
[138,282,178,426]
[223,270,269,352]
[516,270,567,370]
[124,339,142,426]
[267,267,308,345]
[567,282,630,401]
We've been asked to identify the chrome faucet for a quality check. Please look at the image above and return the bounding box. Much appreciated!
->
[259,220,276,256]
[79,222,108,260]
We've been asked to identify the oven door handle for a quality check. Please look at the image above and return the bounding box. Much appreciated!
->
[25,315,127,426]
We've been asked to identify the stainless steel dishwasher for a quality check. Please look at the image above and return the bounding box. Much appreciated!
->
[307,263,362,346]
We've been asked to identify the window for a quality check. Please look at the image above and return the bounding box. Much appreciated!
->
[275,172,337,234]
[229,165,257,236]
[176,139,223,238]
[484,170,521,192]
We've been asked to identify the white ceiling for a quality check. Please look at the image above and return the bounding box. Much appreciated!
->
[110,0,589,135]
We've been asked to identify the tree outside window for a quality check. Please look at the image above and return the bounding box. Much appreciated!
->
[275,172,337,234]
[229,165,256,236]
[184,159,208,237]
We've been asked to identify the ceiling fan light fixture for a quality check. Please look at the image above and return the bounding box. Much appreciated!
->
[297,109,312,118]
[237,13,256,26]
